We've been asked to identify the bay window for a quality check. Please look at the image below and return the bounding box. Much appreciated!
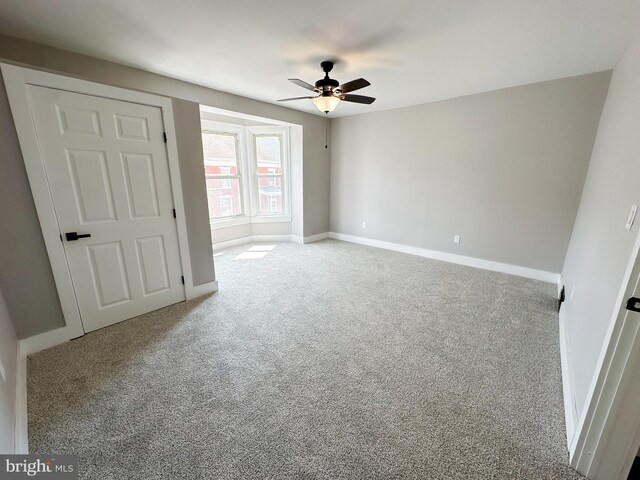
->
[201,121,290,225]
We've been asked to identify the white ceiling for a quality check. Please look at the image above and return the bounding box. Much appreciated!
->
[0,0,639,117]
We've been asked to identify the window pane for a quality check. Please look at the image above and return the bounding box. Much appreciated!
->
[255,136,282,174]
[206,178,242,218]
[202,132,238,175]
[258,177,283,214]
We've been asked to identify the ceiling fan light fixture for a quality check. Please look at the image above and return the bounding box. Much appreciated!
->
[313,95,340,114]
[279,62,374,113]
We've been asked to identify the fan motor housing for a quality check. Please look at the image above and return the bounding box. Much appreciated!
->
[315,78,339,90]
[278,60,374,107]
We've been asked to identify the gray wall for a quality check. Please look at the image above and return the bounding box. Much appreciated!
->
[330,72,611,273]
[0,34,329,338]
[0,72,67,336]
[561,32,640,418]
[172,99,215,285]
[0,287,18,453]
[304,117,330,238]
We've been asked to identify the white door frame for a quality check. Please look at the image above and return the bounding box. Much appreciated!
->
[2,63,197,339]
[569,227,640,479]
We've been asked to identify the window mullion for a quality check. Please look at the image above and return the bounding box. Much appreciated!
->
[238,128,253,218]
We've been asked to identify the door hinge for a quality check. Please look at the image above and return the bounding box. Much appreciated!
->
[173,208,176,219]
[181,276,184,285]
[163,132,168,143]
[60,234,63,242]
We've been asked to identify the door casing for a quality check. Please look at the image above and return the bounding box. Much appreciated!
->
[2,63,200,339]
[568,223,640,479]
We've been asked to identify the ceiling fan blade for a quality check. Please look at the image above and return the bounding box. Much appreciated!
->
[341,94,376,104]
[337,78,370,93]
[288,78,317,91]
[277,96,317,102]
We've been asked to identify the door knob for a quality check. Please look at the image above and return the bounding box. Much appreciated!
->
[65,232,91,241]
[625,297,640,313]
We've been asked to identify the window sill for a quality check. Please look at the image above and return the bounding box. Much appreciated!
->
[210,215,291,229]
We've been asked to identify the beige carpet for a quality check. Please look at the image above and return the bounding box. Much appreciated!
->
[27,240,581,479]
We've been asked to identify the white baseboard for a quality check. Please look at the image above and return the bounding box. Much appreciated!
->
[214,233,330,250]
[559,306,578,448]
[14,344,28,454]
[19,326,70,356]
[212,236,254,251]
[328,232,560,284]
[10,326,65,454]
[213,235,290,251]
[187,280,218,300]
[14,326,70,453]
[292,232,330,244]
[303,232,330,244]
[252,234,292,243]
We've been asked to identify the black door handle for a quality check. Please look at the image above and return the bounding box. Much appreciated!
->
[65,232,91,241]
[626,297,640,312]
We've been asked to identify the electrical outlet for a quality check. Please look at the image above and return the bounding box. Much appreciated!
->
[453,234,461,244]
[362,222,367,229]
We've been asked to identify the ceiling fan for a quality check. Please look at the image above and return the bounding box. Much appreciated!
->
[278,61,375,114]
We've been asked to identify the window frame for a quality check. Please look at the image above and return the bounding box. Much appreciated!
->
[201,121,250,225]
[247,126,291,220]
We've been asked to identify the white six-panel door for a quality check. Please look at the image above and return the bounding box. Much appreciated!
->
[27,86,185,332]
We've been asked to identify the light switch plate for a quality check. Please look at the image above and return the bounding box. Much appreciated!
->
[0,358,5,382]
[626,205,637,231]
